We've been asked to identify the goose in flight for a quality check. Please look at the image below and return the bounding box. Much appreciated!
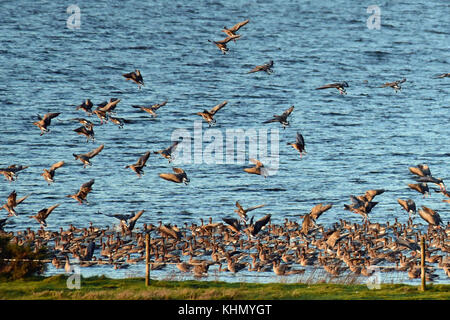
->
[263,105,294,129]
[154,141,180,163]
[287,132,306,158]
[418,206,443,226]
[125,151,151,178]
[248,60,274,74]
[33,112,60,135]
[159,167,190,185]
[208,35,240,54]
[66,179,95,204]
[0,190,29,217]
[196,101,228,126]
[123,69,144,88]
[41,161,65,185]
[222,19,249,38]
[0,165,28,182]
[73,144,104,167]
[75,99,93,115]
[315,82,349,95]
[234,201,265,222]
[380,78,406,92]
[29,203,60,227]
[132,101,167,118]
[244,158,268,177]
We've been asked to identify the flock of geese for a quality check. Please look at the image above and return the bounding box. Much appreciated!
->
[1,18,449,283]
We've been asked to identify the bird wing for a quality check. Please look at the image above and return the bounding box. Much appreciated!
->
[315,83,339,90]
[98,99,120,112]
[81,179,95,190]
[249,158,263,167]
[123,72,133,79]
[7,191,17,207]
[85,144,104,158]
[228,19,250,32]
[247,65,264,73]
[397,199,408,211]
[50,161,65,171]
[159,173,179,183]
[380,81,396,88]
[409,166,426,177]
[167,140,180,153]
[172,167,185,174]
[152,101,167,110]
[110,213,133,221]
[222,218,241,230]
[15,194,29,206]
[136,151,151,166]
[43,113,60,121]
[282,106,294,118]
[296,132,305,146]
[218,35,241,43]
[235,201,244,212]
[245,204,266,212]
[350,195,364,208]
[252,214,271,235]
[129,210,145,223]
[209,101,228,115]
[262,116,280,123]
[45,203,60,218]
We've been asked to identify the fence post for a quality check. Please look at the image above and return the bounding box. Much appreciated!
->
[145,233,150,286]
[420,235,426,291]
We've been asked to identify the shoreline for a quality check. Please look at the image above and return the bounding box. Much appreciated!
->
[1,275,449,300]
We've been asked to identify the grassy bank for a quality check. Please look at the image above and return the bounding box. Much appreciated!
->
[0,275,449,300]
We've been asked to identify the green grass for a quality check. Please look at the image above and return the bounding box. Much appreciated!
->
[0,275,448,300]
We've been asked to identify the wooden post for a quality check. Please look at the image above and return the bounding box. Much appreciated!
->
[420,235,426,291]
[145,233,150,286]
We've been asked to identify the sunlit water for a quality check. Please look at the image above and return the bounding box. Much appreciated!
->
[0,1,449,284]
